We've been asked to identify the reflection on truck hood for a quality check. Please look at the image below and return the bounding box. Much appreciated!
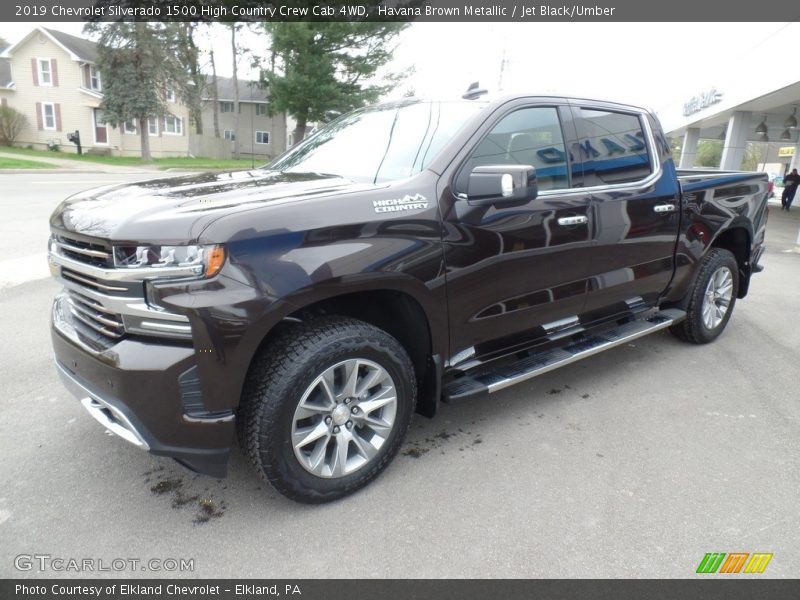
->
[50,169,375,242]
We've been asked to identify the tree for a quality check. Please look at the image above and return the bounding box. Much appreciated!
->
[175,24,206,135]
[0,106,27,146]
[742,142,768,172]
[208,44,221,138]
[230,23,241,159]
[84,22,187,161]
[261,21,409,143]
[695,140,723,167]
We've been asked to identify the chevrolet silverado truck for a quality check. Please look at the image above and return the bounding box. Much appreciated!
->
[49,95,769,503]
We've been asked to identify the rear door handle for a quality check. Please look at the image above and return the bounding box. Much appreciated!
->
[654,203,676,213]
[557,216,588,226]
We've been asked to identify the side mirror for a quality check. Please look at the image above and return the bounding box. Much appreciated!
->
[466,165,538,206]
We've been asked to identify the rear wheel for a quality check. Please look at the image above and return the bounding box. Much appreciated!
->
[670,248,739,344]
[238,317,416,503]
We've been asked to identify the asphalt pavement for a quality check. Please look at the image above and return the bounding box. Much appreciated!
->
[0,174,798,578]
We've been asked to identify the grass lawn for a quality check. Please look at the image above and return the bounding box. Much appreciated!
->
[0,146,263,170]
[0,156,51,169]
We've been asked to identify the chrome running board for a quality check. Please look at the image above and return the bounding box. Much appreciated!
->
[443,308,686,402]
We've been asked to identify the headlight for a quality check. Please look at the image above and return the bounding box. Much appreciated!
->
[113,244,226,278]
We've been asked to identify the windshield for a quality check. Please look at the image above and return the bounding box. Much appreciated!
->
[269,100,484,183]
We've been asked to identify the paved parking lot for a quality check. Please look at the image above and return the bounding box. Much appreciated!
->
[0,173,798,578]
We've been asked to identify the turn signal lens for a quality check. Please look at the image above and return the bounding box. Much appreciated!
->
[205,246,226,278]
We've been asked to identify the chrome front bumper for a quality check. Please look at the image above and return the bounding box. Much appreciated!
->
[56,359,150,450]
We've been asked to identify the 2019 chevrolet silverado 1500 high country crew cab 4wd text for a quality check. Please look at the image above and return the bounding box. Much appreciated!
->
[49,95,769,503]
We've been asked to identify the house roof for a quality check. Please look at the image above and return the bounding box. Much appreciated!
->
[43,28,98,63]
[0,27,97,63]
[209,77,269,103]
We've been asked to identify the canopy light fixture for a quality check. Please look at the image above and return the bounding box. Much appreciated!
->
[755,115,768,135]
[784,107,797,129]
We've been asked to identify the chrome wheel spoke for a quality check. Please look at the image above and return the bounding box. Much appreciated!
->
[339,360,361,400]
[329,432,351,477]
[319,370,338,407]
[293,421,330,450]
[358,386,396,414]
[355,366,385,397]
[351,431,379,461]
[355,414,393,437]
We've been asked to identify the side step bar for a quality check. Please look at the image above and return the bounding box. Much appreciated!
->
[443,308,686,403]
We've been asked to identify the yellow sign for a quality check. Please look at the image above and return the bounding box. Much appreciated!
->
[778,147,796,157]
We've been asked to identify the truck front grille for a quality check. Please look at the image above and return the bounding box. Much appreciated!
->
[66,290,125,339]
[54,235,113,268]
[50,231,193,341]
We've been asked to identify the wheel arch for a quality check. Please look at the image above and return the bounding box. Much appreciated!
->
[710,225,751,298]
[241,281,445,419]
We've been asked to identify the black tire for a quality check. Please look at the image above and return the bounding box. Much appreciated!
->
[670,248,739,344]
[238,316,416,503]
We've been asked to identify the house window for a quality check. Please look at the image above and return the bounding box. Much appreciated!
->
[255,104,267,116]
[123,120,137,134]
[148,117,158,136]
[255,131,270,145]
[163,114,182,135]
[220,102,234,113]
[223,129,235,141]
[38,59,52,86]
[89,65,102,92]
[166,83,176,103]
[42,103,56,130]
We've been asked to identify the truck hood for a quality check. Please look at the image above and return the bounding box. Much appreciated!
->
[50,170,376,243]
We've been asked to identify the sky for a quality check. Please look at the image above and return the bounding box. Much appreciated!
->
[1,20,797,125]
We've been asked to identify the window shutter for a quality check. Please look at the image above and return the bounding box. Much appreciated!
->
[51,59,59,87]
[31,59,39,86]
[55,104,62,131]
[83,65,90,88]
[35,102,43,130]
[182,117,186,136]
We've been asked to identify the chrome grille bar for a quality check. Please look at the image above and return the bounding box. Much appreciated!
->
[70,308,125,339]
[67,297,124,330]
[62,269,128,293]
[55,240,111,260]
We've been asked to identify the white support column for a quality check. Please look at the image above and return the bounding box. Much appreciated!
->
[789,143,800,171]
[678,127,701,168]
[720,111,752,171]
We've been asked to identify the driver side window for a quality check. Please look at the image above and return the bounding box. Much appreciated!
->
[456,106,569,194]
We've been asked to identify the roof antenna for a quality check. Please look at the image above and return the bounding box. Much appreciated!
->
[462,81,488,100]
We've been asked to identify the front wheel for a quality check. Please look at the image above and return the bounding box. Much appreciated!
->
[670,248,739,344]
[238,317,416,503]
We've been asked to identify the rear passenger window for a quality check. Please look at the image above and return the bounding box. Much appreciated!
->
[575,109,652,185]
[456,106,569,193]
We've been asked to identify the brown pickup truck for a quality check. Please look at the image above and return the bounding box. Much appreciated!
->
[49,94,768,502]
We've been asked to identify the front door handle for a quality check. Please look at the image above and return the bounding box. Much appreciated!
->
[557,216,588,226]
[654,203,676,213]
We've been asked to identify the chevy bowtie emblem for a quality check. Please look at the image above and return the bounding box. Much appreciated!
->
[372,194,428,213]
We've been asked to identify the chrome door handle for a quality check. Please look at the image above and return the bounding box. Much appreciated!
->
[654,203,676,213]
[557,216,588,226]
